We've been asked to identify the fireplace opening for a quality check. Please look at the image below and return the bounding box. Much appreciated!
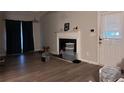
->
[59,38,77,61]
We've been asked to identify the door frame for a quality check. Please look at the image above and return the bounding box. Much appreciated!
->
[97,11,123,66]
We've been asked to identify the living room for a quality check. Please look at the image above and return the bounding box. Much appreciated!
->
[1,0,124,92]
[0,11,124,82]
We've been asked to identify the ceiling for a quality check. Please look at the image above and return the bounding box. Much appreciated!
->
[3,11,48,18]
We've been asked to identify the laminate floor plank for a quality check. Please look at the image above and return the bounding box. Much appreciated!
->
[0,53,101,82]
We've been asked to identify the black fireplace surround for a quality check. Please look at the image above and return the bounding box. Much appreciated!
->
[59,38,76,53]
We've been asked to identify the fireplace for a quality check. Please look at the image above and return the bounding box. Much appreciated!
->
[56,31,81,60]
[57,31,81,61]
[59,39,76,60]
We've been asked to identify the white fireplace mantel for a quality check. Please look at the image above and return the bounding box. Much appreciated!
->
[57,31,81,60]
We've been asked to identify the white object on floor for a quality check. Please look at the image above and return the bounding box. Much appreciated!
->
[117,78,124,82]
[99,66,121,82]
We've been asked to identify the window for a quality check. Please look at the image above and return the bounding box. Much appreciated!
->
[102,13,122,39]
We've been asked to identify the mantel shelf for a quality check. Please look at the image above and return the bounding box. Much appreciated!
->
[55,31,80,34]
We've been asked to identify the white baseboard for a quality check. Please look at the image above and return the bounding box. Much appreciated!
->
[50,51,100,66]
[55,57,73,63]
[80,58,100,65]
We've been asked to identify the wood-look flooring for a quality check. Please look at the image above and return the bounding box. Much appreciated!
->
[0,53,101,82]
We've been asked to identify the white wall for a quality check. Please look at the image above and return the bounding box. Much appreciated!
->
[5,11,43,51]
[42,11,98,63]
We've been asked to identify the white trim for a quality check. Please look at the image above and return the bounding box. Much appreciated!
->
[99,11,123,16]
[80,58,100,66]
[52,53,101,66]
[54,56,73,63]
[97,12,101,65]
[53,55,100,65]
[97,11,124,66]
[56,31,81,59]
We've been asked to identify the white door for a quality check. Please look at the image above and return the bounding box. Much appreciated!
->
[99,12,123,66]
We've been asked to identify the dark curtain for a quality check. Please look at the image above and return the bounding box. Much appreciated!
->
[6,20,21,54]
[22,21,34,53]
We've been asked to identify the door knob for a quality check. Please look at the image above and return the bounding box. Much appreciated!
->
[99,36,102,44]
[99,37,102,41]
